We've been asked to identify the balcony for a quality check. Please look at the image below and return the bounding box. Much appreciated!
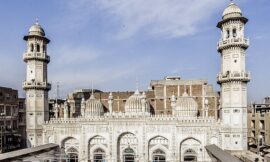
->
[217,72,251,84]
[23,81,51,90]
[23,52,50,63]
[217,37,249,51]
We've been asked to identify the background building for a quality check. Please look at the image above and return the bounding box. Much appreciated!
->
[0,86,26,153]
[248,97,270,156]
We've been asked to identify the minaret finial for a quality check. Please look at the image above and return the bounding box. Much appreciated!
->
[35,17,39,25]
[135,77,140,94]
[91,80,94,96]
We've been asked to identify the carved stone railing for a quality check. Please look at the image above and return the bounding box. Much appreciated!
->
[217,72,250,83]
[46,113,217,125]
[23,52,50,63]
[23,81,51,90]
[217,37,249,51]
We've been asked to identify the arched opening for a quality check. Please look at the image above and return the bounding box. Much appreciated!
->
[152,149,166,162]
[93,148,105,162]
[36,44,40,52]
[123,147,135,162]
[233,28,237,38]
[117,132,138,162]
[30,44,34,52]
[226,29,230,39]
[148,136,169,162]
[180,137,201,162]
[88,135,107,161]
[61,137,79,162]
[183,149,197,162]
[66,147,78,162]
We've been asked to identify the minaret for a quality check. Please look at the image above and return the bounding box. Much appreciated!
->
[217,2,250,151]
[23,20,51,147]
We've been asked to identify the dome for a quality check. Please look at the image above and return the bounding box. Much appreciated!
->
[28,21,45,36]
[174,92,198,117]
[222,3,242,19]
[124,90,150,113]
[84,94,104,116]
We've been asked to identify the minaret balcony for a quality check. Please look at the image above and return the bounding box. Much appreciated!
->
[23,81,51,90]
[217,37,249,51]
[217,72,251,84]
[23,52,50,63]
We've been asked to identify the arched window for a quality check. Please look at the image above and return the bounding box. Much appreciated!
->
[152,149,166,162]
[36,44,40,52]
[226,30,230,39]
[123,147,135,162]
[66,147,78,162]
[43,45,46,53]
[233,28,237,38]
[30,44,34,52]
[93,148,105,162]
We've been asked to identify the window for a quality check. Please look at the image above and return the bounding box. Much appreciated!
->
[260,120,265,129]
[123,147,135,162]
[226,30,230,38]
[233,28,237,37]
[6,106,11,116]
[30,44,34,52]
[37,44,40,52]
[0,105,4,114]
[93,148,105,162]
[153,149,166,162]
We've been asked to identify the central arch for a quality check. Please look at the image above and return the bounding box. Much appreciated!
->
[180,137,201,162]
[117,132,138,162]
[88,135,107,161]
[61,137,79,162]
[148,136,169,162]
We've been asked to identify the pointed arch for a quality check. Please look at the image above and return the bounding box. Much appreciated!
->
[180,137,202,162]
[88,135,107,161]
[36,44,40,52]
[148,135,169,162]
[117,132,138,162]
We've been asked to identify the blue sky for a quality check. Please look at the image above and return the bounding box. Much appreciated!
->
[0,0,269,102]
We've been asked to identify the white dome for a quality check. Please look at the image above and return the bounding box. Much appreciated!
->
[222,3,242,19]
[174,92,198,117]
[125,90,150,113]
[28,22,45,36]
[85,95,104,116]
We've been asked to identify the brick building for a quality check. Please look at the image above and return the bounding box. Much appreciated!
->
[53,77,220,120]
[248,97,270,156]
[0,86,26,153]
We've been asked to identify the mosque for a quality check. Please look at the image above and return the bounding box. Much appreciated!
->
[22,2,250,162]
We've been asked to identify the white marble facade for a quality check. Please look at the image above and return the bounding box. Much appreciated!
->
[23,2,250,162]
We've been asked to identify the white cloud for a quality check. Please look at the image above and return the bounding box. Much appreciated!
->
[66,0,226,39]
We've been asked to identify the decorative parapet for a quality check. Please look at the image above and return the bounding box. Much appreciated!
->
[46,112,217,125]
[217,37,249,51]
[23,81,51,90]
[23,52,50,63]
[217,72,250,84]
